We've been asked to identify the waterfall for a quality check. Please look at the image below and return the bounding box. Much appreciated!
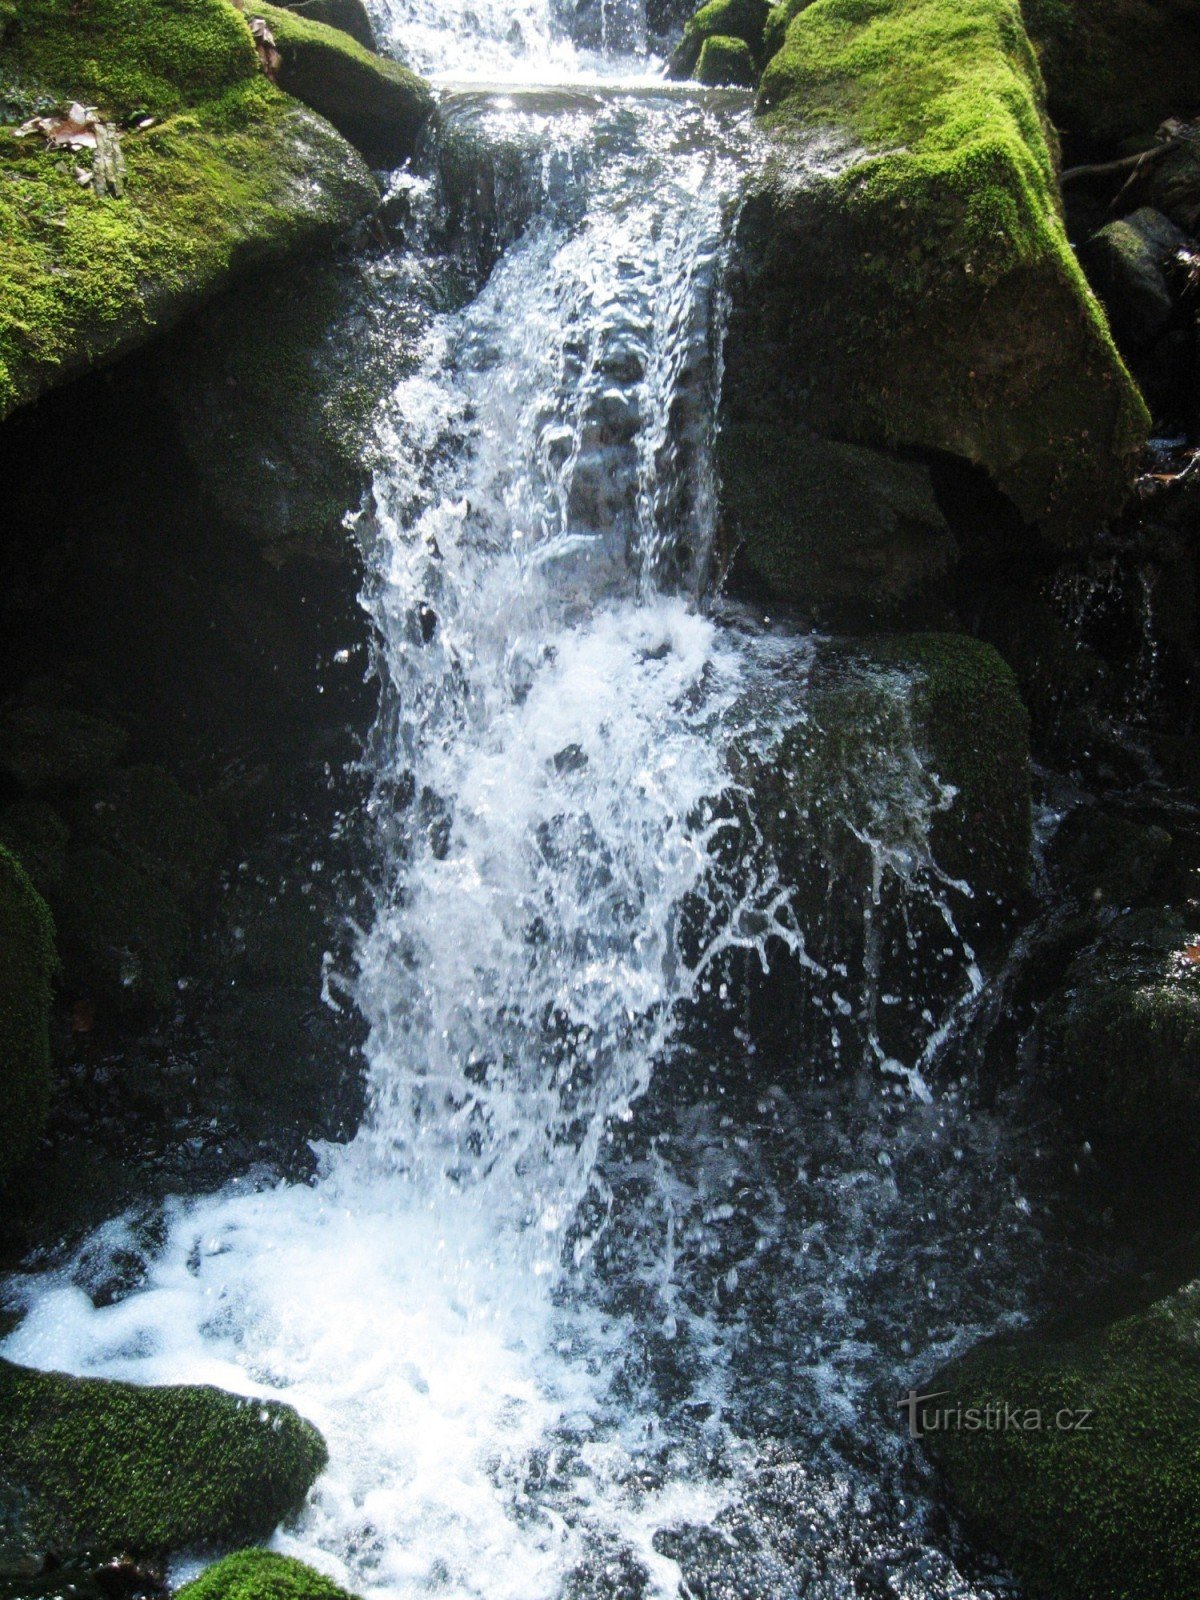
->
[0,35,1082,1600]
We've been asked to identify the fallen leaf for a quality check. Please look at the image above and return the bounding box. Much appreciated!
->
[1183,943,1200,964]
[250,16,282,79]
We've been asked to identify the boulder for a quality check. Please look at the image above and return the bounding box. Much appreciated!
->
[253,3,434,168]
[177,1552,361,1600]
[920,1281,1200,1600]
[0,1360,327,1556]
[1020,0,1200,149]
[0,702,127,798]
[275,0,377,51]
[1040,907,1200,1179]
[0,800,69,897]
[667,0,771,78]
[52,846,190,1013]
[720,0,1148,609]
[69,765,225,903]
[696,35,758,86]
[0,846,55,1185]
[0,0,383,420]
[719,424,956,624]
[1142,126,1200,235]
[1078,208,1188,357]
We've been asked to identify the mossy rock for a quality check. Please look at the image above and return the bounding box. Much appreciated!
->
[1078,207,1187,361]
[0,0,382,421]
[163,256,417,557]
[920,1281,1200,1599]
[667,0,771,78]
[0,704,127,798]
[0,1360,327,1557]
[1020,0,1200,149]
[0,846,55,1186]
[275,0,377,51]
[177,1552,360,1600]
[719,422,956,622]
[254,3,434,168]
[696,35,758,86]
[52,846,189,1012]
[721,0,1148,563]
[1041,907,1200,1178]
[0,801,68,898]
[69,766,224,903]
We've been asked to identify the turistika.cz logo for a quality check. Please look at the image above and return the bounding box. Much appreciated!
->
[897,1388,1095,1439]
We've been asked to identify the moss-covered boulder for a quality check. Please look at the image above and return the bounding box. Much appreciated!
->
[0,801,69,898]
[0,702,127,798]
[920,1282,1200,1599]
[719,0,1148,602]
[719,423,957,623]
[69,765,224,903]
[0,1360,327,1556]
[0,846,55,1185]
[0,0,382,420]
[667,0,771,78]
[254,4,433,168]
[177,1551,361,1600]
[1040,907,1200,1179]
[722,632,1030,1071]
[275,0,377,52]
[1020,0,1200,149]
[695,35,758,86]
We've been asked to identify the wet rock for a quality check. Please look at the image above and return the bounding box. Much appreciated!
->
[0,801,68,899]
[1040,907,1200,1183]
[275,0,377,50]
[165,258,420,560]
[0,704,127,799]
[253,3,434,168]
[720,425,956,624]
[725,0,1148,565]
[0,1360,326,1556]
[69,768,224,905]
[174,1551,360,1600]
[52,848,189,1015]
[0,846,55,1185]
[921,1279,1200,1600]
[1049,808,1173,910]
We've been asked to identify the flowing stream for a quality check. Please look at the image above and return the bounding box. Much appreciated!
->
[0,7,1114,1599]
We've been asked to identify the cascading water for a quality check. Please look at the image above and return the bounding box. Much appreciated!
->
[0,14,1116,1600]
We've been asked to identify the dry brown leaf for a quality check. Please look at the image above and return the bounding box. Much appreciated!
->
[250,16,282,79]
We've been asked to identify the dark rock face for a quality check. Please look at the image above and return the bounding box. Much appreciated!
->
[275,0,378,50]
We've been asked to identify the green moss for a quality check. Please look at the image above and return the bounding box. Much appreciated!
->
[177,1551,361,1600]
[0,1359,327,1556]
[1020,0,1200,148]
[1042,909,1200,1176]
[668,0,770,76]
[696,35,758,85]
[0,846,55,1186]
[254,3,433,166]
[725,0,1149,544]
[0,0,381,420]
[922,1282,1200,1599]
